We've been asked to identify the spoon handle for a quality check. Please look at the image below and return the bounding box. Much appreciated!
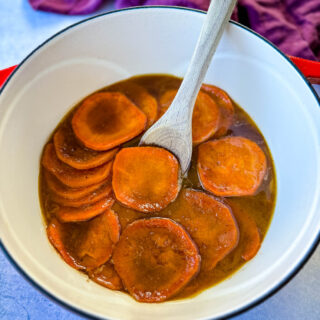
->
[168,0,237,123]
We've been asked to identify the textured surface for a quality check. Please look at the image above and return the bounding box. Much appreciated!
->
[0,0,114,69]
[0,1,320,319]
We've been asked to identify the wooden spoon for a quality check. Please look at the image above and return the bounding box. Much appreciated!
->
[140,0,237,174]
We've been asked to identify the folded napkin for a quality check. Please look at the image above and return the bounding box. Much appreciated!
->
[28,0,320,62]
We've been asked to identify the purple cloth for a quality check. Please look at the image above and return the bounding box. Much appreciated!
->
[29,0,103,14]
[28,0,320,61]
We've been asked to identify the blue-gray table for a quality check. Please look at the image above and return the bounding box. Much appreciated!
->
[1,1,320,319]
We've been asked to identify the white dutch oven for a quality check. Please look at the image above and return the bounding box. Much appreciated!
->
[0,6,320,320]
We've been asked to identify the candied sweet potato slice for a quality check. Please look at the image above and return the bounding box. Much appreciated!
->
[47,210,120,270]
[77,209,120,270]
[107,81,158,127]
[47,218,82,270]
[56,197,114,223]
[112,147,180,212]
[201,84,234,137]
[191,91,220,144]
[113,218,200,302]
[162,189,239,271]
[198,137,267,196]
[51,180,112,207]
[159,89,220,144]
[227,200,261,261]
[54,125,118,170]
[44,170,106,201]
[42,143,112,188]
[72,92,147,151]
[89,262,123,290]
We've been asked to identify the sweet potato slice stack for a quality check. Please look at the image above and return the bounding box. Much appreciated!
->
[56,197,114,223]
[113,218,200,302]
[72,92,147,151]
[159,89,220,144]
[198,137,267,197]
[42,143,112,188]
[44,170,106,201]
[42,139,115,222]
[51,180,112,208]
[112,147,180,212]
[47,209,120,270]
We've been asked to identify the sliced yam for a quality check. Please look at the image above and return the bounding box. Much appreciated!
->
[51,180,112,207]
[44,170,106,201]
[112,147,180,212]
[77,209,121,270]
[56,197,114,223]
[201,84,234,137]
[227,200,261,261]
[197,137,267,197]
[89,262,123,290]
[72,92,147,151]
[47,210,120,271]
[47,218,83,270]
[159,89,220,144]
[191,91,221,144]
[107,81,158,127]
[42,143,112,188]
[162,189,239,271]
[113,218,200,302]
[54,125,118,170]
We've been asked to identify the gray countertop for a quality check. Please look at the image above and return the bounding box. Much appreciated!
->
[0,1,319,319]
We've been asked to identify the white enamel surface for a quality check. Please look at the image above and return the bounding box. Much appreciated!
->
[0,7,320,320]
